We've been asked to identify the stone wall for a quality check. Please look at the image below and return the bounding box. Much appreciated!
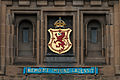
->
[0,0,119,80]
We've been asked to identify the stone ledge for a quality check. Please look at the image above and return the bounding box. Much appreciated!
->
[73,0,84,6]
[85,57,106,65]
[1,0,12,5]
[44,57,76,63]
[90,1,102,6]
[54,0,65,6]
[108,1,118,6]
[19,0,30,6]
[37,0,47,6]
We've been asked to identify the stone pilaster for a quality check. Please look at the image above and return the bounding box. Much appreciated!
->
[114,1,120,74]
[0,3,6,74]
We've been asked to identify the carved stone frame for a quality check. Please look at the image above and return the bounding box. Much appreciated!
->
[10,11,40,65]
[41,11,79,66]
[80,10,111,65]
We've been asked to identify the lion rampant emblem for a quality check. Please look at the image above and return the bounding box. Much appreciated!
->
[54,32,65,50]
[48,17,72,54]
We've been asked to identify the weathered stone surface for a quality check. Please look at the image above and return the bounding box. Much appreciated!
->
[90,0,102,6]
[54,0,65,6]
[73,0,84,6]
[103,66,115,76]
[1,0,12,5]
[108,0,119,6]
[37,0,47,6]
[114,3,120,74]
[0,0,119,80]
[6,66,19,75]
[19,0,30,5]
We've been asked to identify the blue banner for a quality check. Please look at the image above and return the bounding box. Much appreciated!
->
[23,67,98,75]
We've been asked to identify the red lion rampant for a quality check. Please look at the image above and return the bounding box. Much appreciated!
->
[54,32,65,50]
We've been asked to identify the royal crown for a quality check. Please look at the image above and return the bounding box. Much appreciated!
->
[54,17,66,28]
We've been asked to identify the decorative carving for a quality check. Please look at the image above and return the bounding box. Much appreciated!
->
[48,17,72,54]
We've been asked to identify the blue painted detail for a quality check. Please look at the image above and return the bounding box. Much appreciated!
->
[23,67,98,75]
[96,67,99,74]
[23,67,26,75]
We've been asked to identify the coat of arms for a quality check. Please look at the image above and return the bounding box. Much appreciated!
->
[48,17,72,54]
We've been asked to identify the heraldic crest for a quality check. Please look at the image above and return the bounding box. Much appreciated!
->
[48,17,72,54]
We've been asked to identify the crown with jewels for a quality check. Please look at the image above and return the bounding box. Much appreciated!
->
[54,17,66,28]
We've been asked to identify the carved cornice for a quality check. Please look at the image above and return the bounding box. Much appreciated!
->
[0,0,119,6]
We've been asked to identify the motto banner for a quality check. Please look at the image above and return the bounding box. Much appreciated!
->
[23,67,98,75]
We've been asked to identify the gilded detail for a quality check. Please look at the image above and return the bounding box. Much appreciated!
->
[48,17,72,54]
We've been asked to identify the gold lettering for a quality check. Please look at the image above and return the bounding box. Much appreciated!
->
[64,69,67,72]
[75,69,77,72]
[87,69,89,73]
[84,69,87,73]
[81,69,83,73]
[42,68,46,72]
[60,69,62,73]
[47,69,48,72]
[28,69,30,72]
[72,69,74,72]
[54,69,57,72]
[77,69,81,73]
[31,69,34,72]
[38,69,41,72]
[58,69,59,73]
[35,69,37,72]
[90,69,94,73]
[67,69,69,72]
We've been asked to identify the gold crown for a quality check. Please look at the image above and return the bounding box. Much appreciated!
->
[54,17,66,28]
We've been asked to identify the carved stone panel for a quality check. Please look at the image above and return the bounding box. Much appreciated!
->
[42,11,78,65]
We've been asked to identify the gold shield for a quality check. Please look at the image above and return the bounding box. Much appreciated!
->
[48,28,72,54]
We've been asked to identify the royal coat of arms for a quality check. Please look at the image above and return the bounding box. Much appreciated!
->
[48,17,72,54]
